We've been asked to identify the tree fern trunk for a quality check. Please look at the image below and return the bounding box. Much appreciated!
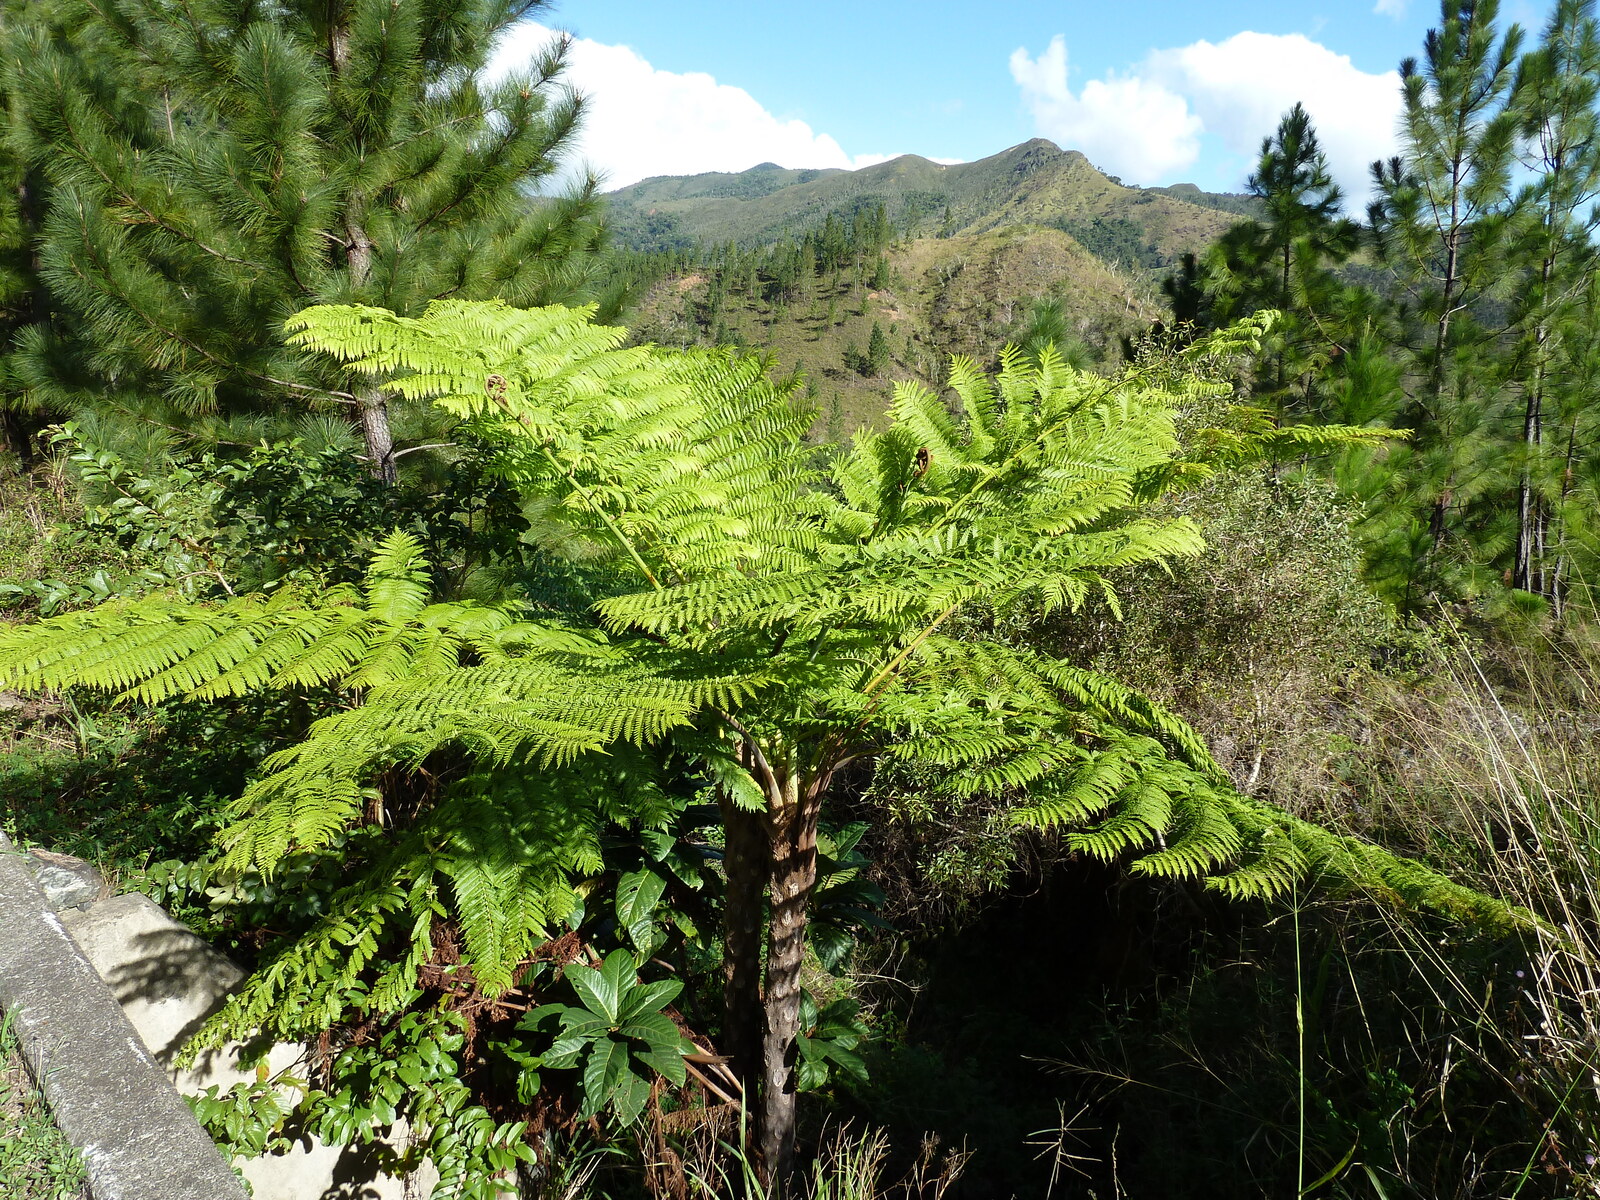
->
[719,740,835,1189]
[755,765,833,1187]
[758,808,816,1182]
[719,794,767,1096]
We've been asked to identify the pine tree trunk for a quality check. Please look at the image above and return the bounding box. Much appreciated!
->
[328,14,395,484]
[1515,381,1542,592]
[4,167,48,468]
[1277,241,1291,410]
[1553,415,1581,620]
[358,388,397,484]
[342,225,395,481]
[0,408,37,465]
[1425,220,1461,427]
[1418,217,1461,591]
[1517,245,1557,594]
[1535,495,1548,601]
[1429,486,1451,554]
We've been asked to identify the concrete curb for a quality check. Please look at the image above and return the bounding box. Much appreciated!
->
[0,832,248,1200]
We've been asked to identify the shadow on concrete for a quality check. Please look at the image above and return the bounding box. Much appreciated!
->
[102,922,243,1066]
[323,1139,393,1200]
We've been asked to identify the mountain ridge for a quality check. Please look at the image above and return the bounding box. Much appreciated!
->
[606,138,1254,263]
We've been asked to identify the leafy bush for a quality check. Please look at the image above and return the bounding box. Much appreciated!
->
[1074,470,1398,802]
[0,454,144,617]
[522,950,693,1125]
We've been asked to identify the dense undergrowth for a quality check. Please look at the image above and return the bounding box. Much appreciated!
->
[4,387,1599,1198]
[1,3,1598,1191]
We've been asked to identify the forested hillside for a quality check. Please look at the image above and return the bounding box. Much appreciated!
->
[4,2,1600,1200]
[607,141,1242,427]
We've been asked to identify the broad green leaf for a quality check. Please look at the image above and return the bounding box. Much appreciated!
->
[518,1004,569,1036]
[618,978,683,1022]
[565,952,628,1023]
[616,868,668,953]
[795,1055,827,1092]
[555,1012,612,1040]
[632,1043,689,1087]
[519,1003,569,1033]
[616,869,666,930]
[542,1037,586,1070]
[610,1068,651,1126]
[580,1037,629,1119]
[617,1010,681,1052]
[639,828,675,859]
[515,1068,542,1105]
[823,1045,867,1083]
[809,924,854,974]
[597,950,638,1019]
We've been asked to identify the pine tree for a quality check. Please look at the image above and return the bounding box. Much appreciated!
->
[868,255,891,292]
[818,213,848,272]
[7,0,609,480]
[0,300,1514,1187]
[796,235,818,310]
[0,1,64,463]
[1546,274,1600,601]
[1162,252,1212,338]
[1017,297,1093,371]
[1367,0,1524,607]
[824,390,844,444]
[865,321,890,376]
[1506,0,1600,602]
[871,201,892,251]
[1205,103,1358,416]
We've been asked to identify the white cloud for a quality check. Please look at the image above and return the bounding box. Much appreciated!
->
[1012,31,1403,204]
[1009,37,1204,182]
[487,23,922,190]
[1373,0,1408,17]
[1150,33,1403,198]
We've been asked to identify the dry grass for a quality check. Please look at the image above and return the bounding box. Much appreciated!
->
[1345,631,1600,1195]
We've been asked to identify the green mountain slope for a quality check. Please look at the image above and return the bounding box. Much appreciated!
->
[608,138,1250,267]
[627,224,1165,433]
[612,140,1251,433]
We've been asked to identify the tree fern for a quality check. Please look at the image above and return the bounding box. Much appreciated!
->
[0,300,1525,1187]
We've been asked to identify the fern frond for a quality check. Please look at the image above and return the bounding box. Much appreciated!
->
[0,541,522,702]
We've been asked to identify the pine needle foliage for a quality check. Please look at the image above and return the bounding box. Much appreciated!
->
[0,300,1519,1178]
[4,0,610,472]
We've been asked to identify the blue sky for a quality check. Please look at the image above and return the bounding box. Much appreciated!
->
[489,1,1550,201]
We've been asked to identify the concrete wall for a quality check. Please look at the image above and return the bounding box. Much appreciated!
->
[0,832,248,1200]
[0,834,438,1199]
